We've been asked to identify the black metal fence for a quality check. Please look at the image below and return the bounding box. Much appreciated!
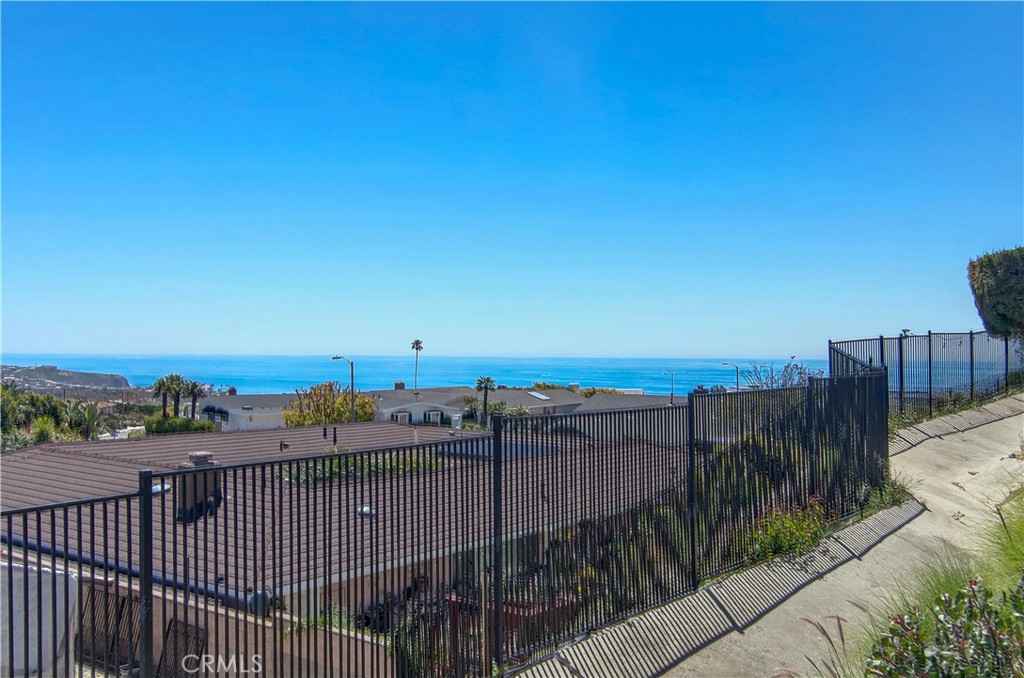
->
[2,371,888,677]
[493,370,887,667]
[1,491,140,677]
[829,330,1024,415]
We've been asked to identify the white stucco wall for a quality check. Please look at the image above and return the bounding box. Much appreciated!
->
[221,409,285,433]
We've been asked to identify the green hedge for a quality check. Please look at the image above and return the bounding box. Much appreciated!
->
[143,416,215,435]
[968,246,1024,338]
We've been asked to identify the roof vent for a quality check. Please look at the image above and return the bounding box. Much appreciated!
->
[188,451,214,467]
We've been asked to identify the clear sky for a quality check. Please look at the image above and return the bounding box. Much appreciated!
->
[2,2,1021,359]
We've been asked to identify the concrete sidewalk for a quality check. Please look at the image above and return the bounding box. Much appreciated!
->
[520,394,1024,678]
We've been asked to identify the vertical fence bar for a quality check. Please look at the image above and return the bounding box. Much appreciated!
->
[137,470,154,678]
[897,334,905,414]
[490,415,504,674]
[686,391,698,591]
[969,330,975,400]
[806,378,817,499]
[1005,336,1010,394]
[928,331,934,417]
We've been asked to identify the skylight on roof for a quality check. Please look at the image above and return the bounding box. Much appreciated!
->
[527,391,550,401]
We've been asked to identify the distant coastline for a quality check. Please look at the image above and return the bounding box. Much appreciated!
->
[1,353,829,396]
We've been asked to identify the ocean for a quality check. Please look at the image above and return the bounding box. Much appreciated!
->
[1,353,830,396]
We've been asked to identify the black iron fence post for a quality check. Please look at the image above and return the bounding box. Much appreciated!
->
[969,330,975,400]
[686,391,699,592]
[1006,336,1011,394]
[490,415,504,674]
[806,378,817,499]
[138,470,154,678]
[897,334,905,414]
[928,331,934,417]
[879,335,886,366]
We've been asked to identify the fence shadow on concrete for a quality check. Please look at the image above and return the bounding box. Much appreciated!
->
[514,498,925,678]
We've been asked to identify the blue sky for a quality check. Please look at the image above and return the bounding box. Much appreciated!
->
[2,2,1021,359]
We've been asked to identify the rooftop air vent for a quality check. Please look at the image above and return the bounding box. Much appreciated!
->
[188,451,214,466]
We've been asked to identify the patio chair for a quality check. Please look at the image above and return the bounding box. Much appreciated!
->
[154,619,207,678]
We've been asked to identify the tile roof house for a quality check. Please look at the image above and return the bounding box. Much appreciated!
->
[571,392,676,412]
[364,386,475,425]
[181,387,636,432]
[485,387,586,414]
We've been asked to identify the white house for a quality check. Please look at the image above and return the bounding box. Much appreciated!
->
[189,394,294,432]
[365,387,473,425]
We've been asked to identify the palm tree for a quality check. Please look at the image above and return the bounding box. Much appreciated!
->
[460,394,482,420]
[184,380,208,420]
[411,339,424,390]
[163,374,185,418]
[152,377,169,418]
[78,402,103,440]
[476,376,495,429]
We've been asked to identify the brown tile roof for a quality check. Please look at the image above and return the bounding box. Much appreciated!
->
[1,422,480,507]
[572,393,677,412]
[2,436,683,599]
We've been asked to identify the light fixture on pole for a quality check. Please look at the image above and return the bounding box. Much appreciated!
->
[331,355,356,424]
[722,362,740,392]
[663,370,675,405]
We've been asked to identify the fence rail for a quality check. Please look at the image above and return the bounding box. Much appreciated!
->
[829,330,1023,415]
[2,372,889,676]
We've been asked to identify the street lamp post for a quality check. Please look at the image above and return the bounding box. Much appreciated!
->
[722,362,740,392]
[331,355,356,424]
[663,370,675,405]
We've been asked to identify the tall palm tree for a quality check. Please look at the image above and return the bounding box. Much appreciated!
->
[184,380,208,420]
[476,376,495,429]
[411,339,424,390]
[163,374,185,418]
[152,377,169,418]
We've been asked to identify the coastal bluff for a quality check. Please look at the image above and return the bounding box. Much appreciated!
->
[1,364,131,391]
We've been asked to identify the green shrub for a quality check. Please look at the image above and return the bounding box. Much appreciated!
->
[968,246,1024,339]
[867,575,1024,678]
[283,446,442,483]
[287,607,362,636]
[749,500,827,563]
[861,471,914,515]
[1,429,32,451]
[888,408,930,434]
[30,416,57,444]
[143,416,215,435]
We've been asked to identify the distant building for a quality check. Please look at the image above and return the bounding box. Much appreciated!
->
[365,386,474,425]
[188,394,294,432]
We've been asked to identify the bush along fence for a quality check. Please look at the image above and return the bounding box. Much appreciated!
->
[829,330,1024,416]
[1,371,889,677]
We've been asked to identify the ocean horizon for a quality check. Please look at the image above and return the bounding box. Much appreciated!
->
[1,353,829,396]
